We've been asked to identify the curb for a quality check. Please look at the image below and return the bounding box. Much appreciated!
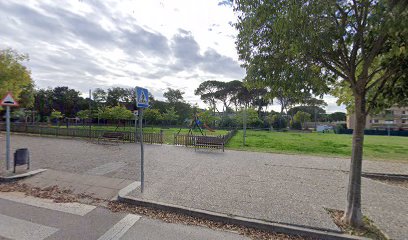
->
[117,191,367,240]
[362,172,408,181]
[0,169,47,182]
[111,181,141,201]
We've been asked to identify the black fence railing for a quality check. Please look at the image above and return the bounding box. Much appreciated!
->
[335,128,408,137]
[0,123,164,144]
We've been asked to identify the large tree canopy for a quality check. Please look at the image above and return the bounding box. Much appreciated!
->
[234,0,407,227]
[0,48,34,108]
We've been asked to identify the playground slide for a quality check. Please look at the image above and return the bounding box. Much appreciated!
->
[203,123,215,132]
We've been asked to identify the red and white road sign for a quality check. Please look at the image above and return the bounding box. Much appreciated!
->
[0,92,19,107]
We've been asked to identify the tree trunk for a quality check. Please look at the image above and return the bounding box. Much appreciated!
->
[342,93,366,227]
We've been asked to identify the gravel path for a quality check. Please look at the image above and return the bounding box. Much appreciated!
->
[1,134,407,238]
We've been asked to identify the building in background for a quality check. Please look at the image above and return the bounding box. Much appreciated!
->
[347,106,408,130]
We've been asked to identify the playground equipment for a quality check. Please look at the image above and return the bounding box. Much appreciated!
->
[187,114,204,135]
[176,111,217,136]
[203,123,215,132]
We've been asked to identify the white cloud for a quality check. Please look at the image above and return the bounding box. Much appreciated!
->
[0,0,344,112]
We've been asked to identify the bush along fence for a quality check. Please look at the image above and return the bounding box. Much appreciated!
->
[335,128,408,137]
[174,129,238,151]
[0,123,164,144]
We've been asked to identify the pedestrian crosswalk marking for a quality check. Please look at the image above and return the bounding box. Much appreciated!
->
[97,214,141,240]
[0,213,59,240]
[0,192,96,216]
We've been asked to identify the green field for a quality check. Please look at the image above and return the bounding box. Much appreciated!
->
[226,130,408,162]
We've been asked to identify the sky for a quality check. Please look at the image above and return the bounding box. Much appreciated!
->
[0,0,345,113]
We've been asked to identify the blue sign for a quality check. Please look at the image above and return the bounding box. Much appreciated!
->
[136,87,149,108]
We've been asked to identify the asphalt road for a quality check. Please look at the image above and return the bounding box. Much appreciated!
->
[0,191,248,240]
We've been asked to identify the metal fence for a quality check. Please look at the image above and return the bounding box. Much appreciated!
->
[173,129,237,148]
[335,128,408,137]
[0,123,164,144]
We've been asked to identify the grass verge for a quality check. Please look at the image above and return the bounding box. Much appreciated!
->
[326,208,387,240]
[226,130,408,162]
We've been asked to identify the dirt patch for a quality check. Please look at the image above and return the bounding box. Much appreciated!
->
[0,182,97,204]
[326,209,387,240]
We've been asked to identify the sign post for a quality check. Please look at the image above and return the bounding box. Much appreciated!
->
[6,106,10,170]
[133,110,138,143]
[135,87,149,193]
[1,92,19,171]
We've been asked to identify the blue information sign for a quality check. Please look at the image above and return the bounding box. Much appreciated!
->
[136,87,149,108]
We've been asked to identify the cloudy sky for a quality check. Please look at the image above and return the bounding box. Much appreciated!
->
[0,0,345,113]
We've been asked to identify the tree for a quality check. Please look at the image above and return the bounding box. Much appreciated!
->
[150,99,170,115]
[109,106,133,121]
[143,108,162,125]
[163,88,185,104]
[329,112,347,122]
[100,106,133,129]
[199,108,220,126]
[106,87,127,107]
[0,48,34,109]
[76,110,97,120]
[270,114,287,130]
[34,88,54,120]
[11,108,26,121]
[92,88,107,108]
[173,101,192,123]
[234,0,408,226]
[52,86,83,117]
[195,81,220,112]
[293,111,311,130]
[288,106,325,118]
[50,110,63,126]
[235,108,261,127]
[162,107,179,125]
[220,80,244,112]
[162,88,191,123]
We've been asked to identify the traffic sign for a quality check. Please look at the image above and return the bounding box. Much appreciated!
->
[136,87,149,108]
[0,92,19,107]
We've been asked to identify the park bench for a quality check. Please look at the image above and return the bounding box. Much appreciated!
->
[97,132,125,144]
[194,136,225,152]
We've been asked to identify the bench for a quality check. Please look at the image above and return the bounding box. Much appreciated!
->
[97,132,125,144]
[194,136,225,152]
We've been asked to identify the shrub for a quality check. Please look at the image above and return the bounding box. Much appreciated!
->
[219,116,238,128]
[271,114,287,129]
[334,123,347,133]
[290,120,302,130]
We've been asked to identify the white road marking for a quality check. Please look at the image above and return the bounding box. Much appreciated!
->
[86,162,127,176]
[0,213,59,240]
[0,192,96,216]
[97,214,141,240]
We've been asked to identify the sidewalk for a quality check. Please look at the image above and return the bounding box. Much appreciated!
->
[20,169,136,200]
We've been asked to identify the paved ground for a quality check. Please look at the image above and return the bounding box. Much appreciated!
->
[20,169,135,200]
[1,134,408,239]
[0,191,247,240]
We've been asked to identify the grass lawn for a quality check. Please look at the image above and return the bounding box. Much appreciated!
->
[60,125,229,144]
[226,130,408,162]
